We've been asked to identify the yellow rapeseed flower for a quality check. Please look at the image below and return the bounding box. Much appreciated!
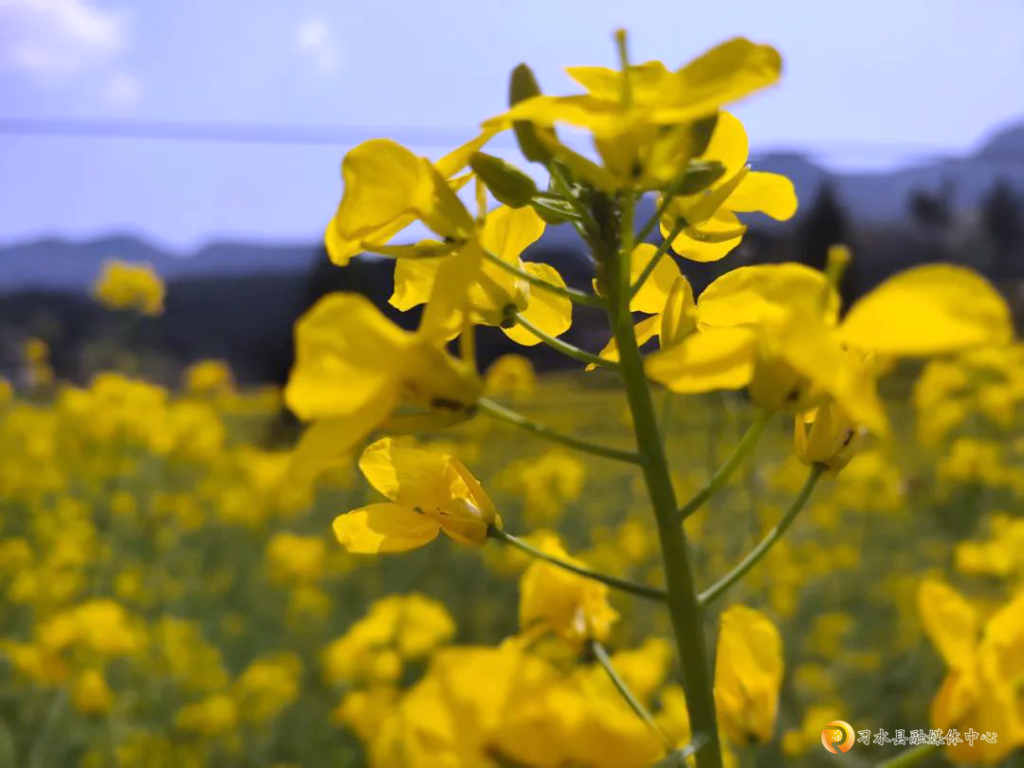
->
[714,604,784,744]
[92,259,165,315]
[334,438,500,553]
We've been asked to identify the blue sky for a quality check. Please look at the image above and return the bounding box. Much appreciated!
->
[2,0,1023,250]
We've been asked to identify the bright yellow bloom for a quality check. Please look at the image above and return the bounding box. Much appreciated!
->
[391,205,572,344]
[175,694,239,737]
[647,262,1013,437]
[487,37,781,192]
[38,599,139,657]
[285,286,482,483]
[518,535,619,646]
[660,112,797,262]
[233,652,303,724]
[324,132,493,266]
[266,532,326,586]
[918,580,1024,763]
[714,604,784,744]
[71,668,113,715]
[334,438,500,553]
[321,593,455,687]
[183,359,235,396]
[92,259,165,315]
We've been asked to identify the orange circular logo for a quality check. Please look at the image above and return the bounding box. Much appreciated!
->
[822,720,855,754]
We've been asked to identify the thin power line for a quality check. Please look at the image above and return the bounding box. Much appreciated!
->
[2,118,1019,164]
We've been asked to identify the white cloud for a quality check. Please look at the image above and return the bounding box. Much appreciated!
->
[294,16,340,74]
[0,0,126,78]
[102,69,140,106]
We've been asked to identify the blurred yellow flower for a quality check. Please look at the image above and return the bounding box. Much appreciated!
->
[518,535,619,647]
[184,359,235,396]
[285,292,482,484]
[483,353,537,399]
[266,532,326,586]
[321,593,455,687]
[92,259,165,315]
[71,668,113,715]
[918,579,1024,763]
[714,604,784,744]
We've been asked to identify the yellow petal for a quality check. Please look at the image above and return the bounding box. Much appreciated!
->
[503,263,572,347]
[630,244,682,315]
[672,38,782,119]
[918,579,978,670]
[565,61,673,102]
[327,140,432,265]
[665,210,745,263]
[479,205,546,262]
[644,326,756,393]
[660,276,697,347]
[358,437,456,509]
[701,112,749,177]
[284,293,408,421]
[391,257,441,312]
[333,503,440,554]
[729,171,798,220]
[288,394,397,485]
[839,265,1013,356]
[698,263,839,329]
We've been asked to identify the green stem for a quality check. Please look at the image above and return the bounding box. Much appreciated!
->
[489,527,666,602]
[513,313,618,370]
[660,390,674,448]
[589,639,672,748]
[699,464,825,606]
[634,190,687,247]
[607,192,724,768]
[677,410,774,522]
[549,163,600,234]
[630,220,685,299]
[876,744,940,768]
[477,397,640,465]
[483,249,603,308]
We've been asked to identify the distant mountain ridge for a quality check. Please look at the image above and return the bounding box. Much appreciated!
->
[2,122,1022,293]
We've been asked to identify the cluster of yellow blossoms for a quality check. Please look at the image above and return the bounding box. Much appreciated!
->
[0,27,1020,768]
[280,28,1018,768]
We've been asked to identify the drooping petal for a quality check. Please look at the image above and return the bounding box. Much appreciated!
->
[285,293,409,421]
[391,257,442,312]
[839,265,1013,356]
[288,390,398,485]
[333,503,440,554]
